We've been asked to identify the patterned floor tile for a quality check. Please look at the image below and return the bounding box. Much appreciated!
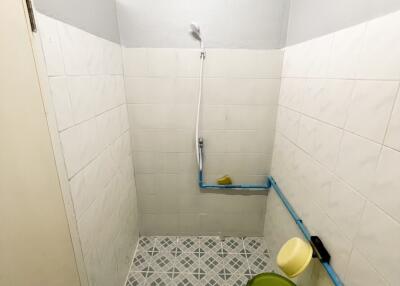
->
[137,236,157,253]
[221,237,244,254]
[243,237,269,255]
[199,252,224,274]
[193,247,206,258]
[224,254,249,276]
[147,246,161,256]
[248,253,272,273]
[155,236,178,252]
[223,274,249,286]
[177,236,199,253]
[126,272,147,286]
[174,253,200,273]
[199,236,221,253]
[244,269,257,279]
[130,251,152,272]
[149,252,175,272]
[127,236,273,286]
[173,273,199,286]
[202,274,225,286]
[146,272,173,286]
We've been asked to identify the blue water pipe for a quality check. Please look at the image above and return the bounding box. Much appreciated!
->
[268,177,344,286]
[198,165,343,285]
[198,169,270,190]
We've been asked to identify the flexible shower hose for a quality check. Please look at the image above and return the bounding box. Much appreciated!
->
[195,50,205,171]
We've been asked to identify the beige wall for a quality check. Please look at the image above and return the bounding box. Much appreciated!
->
[0,1,80,285]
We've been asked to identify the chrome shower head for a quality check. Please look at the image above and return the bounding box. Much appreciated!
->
[189,22,204,49]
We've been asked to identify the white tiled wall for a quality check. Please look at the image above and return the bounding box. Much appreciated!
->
[36,14,139,286]
[266,11,400,286]
[124,48,283,236]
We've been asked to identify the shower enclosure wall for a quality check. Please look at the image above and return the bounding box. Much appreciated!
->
[124,48,282,235]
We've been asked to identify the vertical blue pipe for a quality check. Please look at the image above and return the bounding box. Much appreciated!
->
[268,176,344,286]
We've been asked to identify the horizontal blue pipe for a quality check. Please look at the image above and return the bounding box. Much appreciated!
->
[198,169,270,190]
[197,169,343,285]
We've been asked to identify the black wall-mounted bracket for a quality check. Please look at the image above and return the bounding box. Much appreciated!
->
[310,236,331,263]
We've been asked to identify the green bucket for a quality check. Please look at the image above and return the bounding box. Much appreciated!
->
[246,273,296,286]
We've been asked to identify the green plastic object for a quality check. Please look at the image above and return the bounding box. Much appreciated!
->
[247,273,296,286]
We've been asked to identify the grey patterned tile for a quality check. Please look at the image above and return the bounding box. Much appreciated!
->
[239,248,252,259]
[192,268,207,280]
[128,236,272,285]
[137,236,156,252]
[216,248,228,258]
[146,272,173,286]
[149,252,175,272]
[199,236,221,253]
[170,246,183,257]
[130,251,152,272]
[174,253,199,273]
[223,275,249,286]
[193,247,206,258]
[221,237,244,254]
[155,236,178,252]
[244,269,257,279]
[147,246,161,256]
[177,237,199,253]
[173,273,199,286]
[199,252,225,274]
[166,267,180,279]
[202,274,225,286]
[224,254,249,275]
[143,266,156,278]
[217,268,233,281]
[248,254,271,273]
[243,237,268,255]
[126,272,147,286]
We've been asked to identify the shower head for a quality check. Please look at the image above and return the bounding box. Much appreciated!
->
[189,22,204,49]
[190,22,201,38]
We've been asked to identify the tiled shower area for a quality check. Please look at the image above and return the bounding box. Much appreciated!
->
[126,236,271,286]
[23,0,400,285]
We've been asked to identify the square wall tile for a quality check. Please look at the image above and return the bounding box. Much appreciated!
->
[147,49,178,77]
[327,23,366,79]
[297,116,342,170]
[327,179,366,241]
[279,78,307,112]
[307,34,333,78]
[125,77,197,105]
[48,77,74,130]
[335,132,381,195]
[36,13,65,75]
[345,249,389,286]
[385,91,400,151]
[122,48,148,76]
[205,49,283,78]
[345,80,398,143]
[276,107,301,143]
[357,10,400,80]
[355,203,400,285]
[367,147,400,223]
[301,79,355,128]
